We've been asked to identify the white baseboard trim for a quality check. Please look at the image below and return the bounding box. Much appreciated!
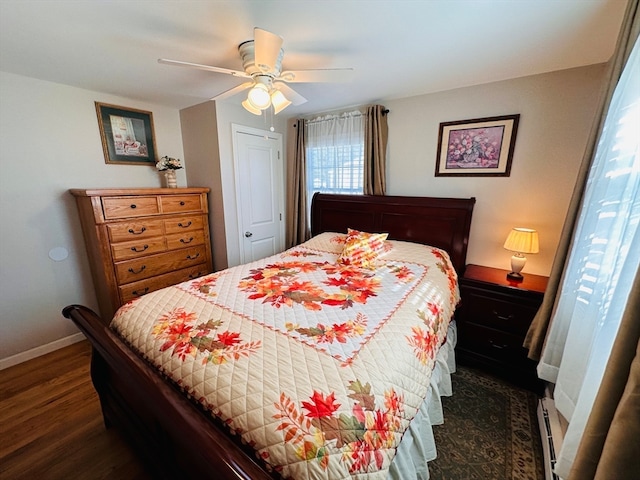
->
[538,396,564,480]
[0,332,86,371]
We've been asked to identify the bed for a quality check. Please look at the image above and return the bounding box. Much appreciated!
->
[63,193,475,479]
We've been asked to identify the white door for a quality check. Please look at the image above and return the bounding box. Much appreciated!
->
[233,125,284,263]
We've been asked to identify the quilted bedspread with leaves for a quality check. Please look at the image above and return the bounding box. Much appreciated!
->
[111,232,460,479]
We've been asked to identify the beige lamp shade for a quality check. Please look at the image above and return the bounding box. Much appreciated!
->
[503,228,539,254]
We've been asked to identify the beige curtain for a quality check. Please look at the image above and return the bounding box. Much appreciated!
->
[363,105,388,195]
[569,273,640,479]
[285,119,309,248]
[524,0,639,361]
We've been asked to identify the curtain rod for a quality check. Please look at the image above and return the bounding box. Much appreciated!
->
[293,107,390,126]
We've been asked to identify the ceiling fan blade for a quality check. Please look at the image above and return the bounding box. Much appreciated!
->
[278,68,354,83]
[253,28,283,73]
[273,82,307,106]
[158,58,250,78]
[210,81,254,101]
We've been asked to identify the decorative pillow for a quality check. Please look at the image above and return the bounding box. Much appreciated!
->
[337,228,389,268]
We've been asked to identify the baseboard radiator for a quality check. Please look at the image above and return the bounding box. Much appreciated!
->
[537,395,564,480]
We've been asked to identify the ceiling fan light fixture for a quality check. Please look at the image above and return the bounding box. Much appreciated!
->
[241,99,262,115]
[247,82,271,110]
[271,89,291,114]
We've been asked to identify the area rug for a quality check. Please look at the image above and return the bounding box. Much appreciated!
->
[429,366,545,480]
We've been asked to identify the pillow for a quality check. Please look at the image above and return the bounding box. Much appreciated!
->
[337,228,389,268]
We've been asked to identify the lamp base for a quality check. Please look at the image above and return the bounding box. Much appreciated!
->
[507,271,524,282]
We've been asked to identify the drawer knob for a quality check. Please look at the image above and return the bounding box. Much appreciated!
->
[180,201,185,206]
[130,244,149,252]
[130,204,137,209]
[489,340,507,350]
[189,272,203,279]
[178,221,192,228]
[180,237,194,244]
[128,265,146,274]
[493,311,515,322]
[132,287,149,296]
[128,227,146,235]
[186,253,200,260]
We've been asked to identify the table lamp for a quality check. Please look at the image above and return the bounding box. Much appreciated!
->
[503,227,539,281]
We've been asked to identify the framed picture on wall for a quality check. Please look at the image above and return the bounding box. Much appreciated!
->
[95,102,158,165]
[435,114,520,177]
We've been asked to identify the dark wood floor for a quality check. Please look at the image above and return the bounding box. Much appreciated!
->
[0,340,152,480]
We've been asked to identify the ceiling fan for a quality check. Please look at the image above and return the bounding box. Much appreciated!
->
[158,27,354,115]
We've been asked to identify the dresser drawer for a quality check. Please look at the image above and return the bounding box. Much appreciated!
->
[164,215,204,234]
[107,219,165,242]
[160,195,202,214]
[459,322,531,367]
[460,288,537,336]
[119,263,210,303]
[111,237,167,261]
[103,196,160,219]
[165,230,205,250]
[114,245,207,284]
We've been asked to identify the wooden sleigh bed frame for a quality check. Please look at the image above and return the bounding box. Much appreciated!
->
[63,193,475,479]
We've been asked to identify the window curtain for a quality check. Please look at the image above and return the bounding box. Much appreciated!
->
[363,105,388,195]
[526,2,639,476]
[285,119,309,248]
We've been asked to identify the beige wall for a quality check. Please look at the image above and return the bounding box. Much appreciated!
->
[0,71,185,363]
[385,64,606,276]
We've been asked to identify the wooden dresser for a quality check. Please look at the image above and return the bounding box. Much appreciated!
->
[70,188,213,320]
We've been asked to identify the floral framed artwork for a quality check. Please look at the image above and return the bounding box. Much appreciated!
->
[95,102,158,165]
[435,114,520,177]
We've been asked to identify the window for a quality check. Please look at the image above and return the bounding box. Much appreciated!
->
[305,111,364,210]
[538,37,639,478]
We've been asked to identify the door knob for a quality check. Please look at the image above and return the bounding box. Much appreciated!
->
[245,231,253,237]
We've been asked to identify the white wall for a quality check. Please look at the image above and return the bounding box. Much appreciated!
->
[385,64,606,276]
[0,71,184,361]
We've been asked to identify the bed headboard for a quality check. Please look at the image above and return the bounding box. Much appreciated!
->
[310,193,476,274]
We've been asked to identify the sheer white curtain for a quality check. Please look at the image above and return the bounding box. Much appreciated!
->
[305,111,365,215]
[537,37,640,479]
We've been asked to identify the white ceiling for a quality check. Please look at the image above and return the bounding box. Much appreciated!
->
[0,0,628,116]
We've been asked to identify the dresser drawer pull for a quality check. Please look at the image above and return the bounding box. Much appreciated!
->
[178,221,192,228]
[186,253,200,260]
[128,265,146,274]
[130,245,149,252]
[128,227,147,235]
[493,311,515,322]
[180,201,185,206]
[489,340,507,350]
[189,272,203,279]
[132,287,149,297]
[130,204,137,209]
[180,237,194,244]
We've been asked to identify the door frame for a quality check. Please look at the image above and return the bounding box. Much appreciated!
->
[231,123,285,264]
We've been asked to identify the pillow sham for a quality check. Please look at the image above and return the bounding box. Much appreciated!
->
[337,228,389,268]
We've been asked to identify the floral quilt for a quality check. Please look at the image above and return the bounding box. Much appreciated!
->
[111,232,460,479]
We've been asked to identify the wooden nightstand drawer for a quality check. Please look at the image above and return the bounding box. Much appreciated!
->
[459,322,531,366]
[461,289,538,337]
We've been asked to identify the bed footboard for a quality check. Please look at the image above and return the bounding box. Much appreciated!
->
[62,305,274,480]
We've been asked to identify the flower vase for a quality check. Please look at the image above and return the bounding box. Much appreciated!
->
[164,169,178,188]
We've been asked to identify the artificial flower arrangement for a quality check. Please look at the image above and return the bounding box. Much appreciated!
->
[156,156,183,171]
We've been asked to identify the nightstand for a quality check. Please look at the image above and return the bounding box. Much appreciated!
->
[455,264,548,393]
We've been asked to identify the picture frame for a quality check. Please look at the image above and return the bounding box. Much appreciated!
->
[95,102,158,165]
[435,114,520,177]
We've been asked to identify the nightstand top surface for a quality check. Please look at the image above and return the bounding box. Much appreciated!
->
[463,264,548,294]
